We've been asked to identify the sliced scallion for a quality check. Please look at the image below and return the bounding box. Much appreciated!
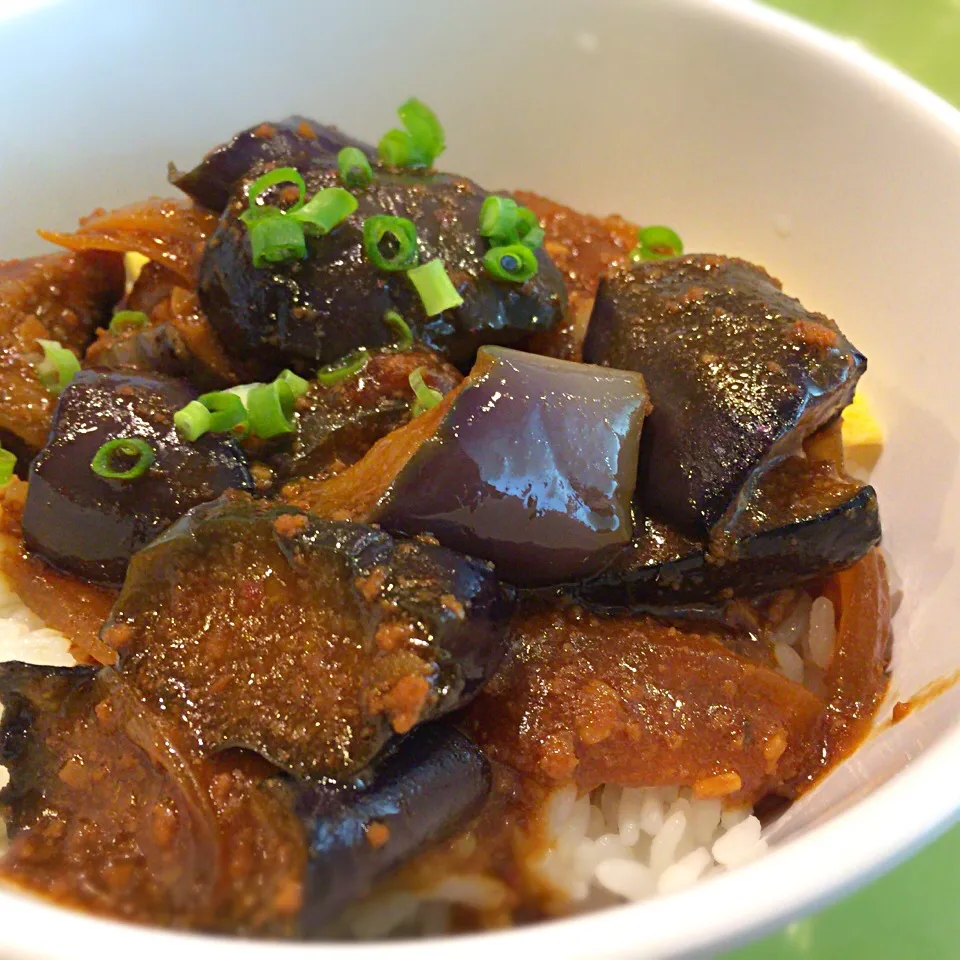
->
[241,166,307,223]
[0,447,15,488]
[483,243,538,283]
[90,437,155,480]
[248,213,308,267]
[316,350,370,387]
[407,259,463,316]
[291,187,358,237]
[383,309,414,350]
[337,147,373,189]
[277,368,309,399]
[198,390,248,434]
[35,339,80,395]
[516,207,545,249]
[174,400,212,442]
[409,367,443,417]
[479,196,519,241]
[246,380,296,439]
[362,215,419,272]
[377,98,446,169]
[109,310,149,334]
[630,225,683,262]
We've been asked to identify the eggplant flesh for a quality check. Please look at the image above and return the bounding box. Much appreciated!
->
[297,723,490,933]
[373,346,650,587]
[21,369,253,585]
[583,255,866,537]
[200,162,566,374]
[171,116,375,213]
[579,457,881,609]
[103,495,514,778]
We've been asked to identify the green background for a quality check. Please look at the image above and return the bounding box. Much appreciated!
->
[726,2,960,958]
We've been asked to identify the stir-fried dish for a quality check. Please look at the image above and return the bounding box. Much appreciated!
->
[0,102,889,938]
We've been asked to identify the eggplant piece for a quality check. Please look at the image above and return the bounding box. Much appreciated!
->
[579,457,881,608]
[285,346,650,587]
[297,723,490,932]
[583,255,866,536]
[171,117,375,212]
[21,370,253,585]
[102,495,514,778]
[200,162,566,374]
[269,348,462,484]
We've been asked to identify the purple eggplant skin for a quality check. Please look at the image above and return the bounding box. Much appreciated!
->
[21,370,253,586]
[199,163,566,374]
[372,346,650,587]
[104,497,515,778]
[583,255,866,537]
[296,723,490,933]
[170,116,375,212]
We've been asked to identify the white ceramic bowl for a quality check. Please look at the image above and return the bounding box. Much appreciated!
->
[1,0,959,957]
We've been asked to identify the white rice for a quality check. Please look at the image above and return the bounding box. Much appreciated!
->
[0,548,831,937]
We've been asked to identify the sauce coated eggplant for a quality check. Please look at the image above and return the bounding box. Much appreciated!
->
[21,370,253,585]
[285,346,650,587]
[102,495,514,778]
[583,255,866,536]
[297,723,490,932]
[200,163,566,373]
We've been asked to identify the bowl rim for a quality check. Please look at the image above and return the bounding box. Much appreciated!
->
[2,0,960,958]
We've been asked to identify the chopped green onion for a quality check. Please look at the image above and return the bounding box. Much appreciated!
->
[248,213,308,267]
[383,309,414,351]
[337,147,373,188]
[630,225,684,262]
[362,215,419,271]
[482,244,539,284]
[516,207,544,249]
[90,437,156,480]
[479,196,519,241]
[0,447,15,488]
[35,339,80,395]
[377,98,446,169]
[174,400,212,441]
[241,166,307,222]
[198,391,248,434]
[246,380,297,439]
[409,367,443,417]
[109,310,149,334]
[407,259,464,315]
[316,349,370,387]
[291,187,358,237]
[277,368,309,399]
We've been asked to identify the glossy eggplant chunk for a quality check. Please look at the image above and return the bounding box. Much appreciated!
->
[171,116,375,212]
[371,346,649,586]
[270,348,461,484]
[0,662,306,935]
[103,495,514,778]
[297,723,490,932]
[579,457,881,608]
[22,370,253,585]
[200,163,566,373]
[583,255,866,536]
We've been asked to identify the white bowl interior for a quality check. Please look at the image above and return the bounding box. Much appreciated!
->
[1,0,959,957]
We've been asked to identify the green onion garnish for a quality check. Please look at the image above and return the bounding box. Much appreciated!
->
[248,213,308,267]
[409,367,443,417]
[90,437,156,480]
[277,368,309,399]
[197,391,248,435]
[240,167,307,223]
[516,207,545,250]
[0,447,15,488]
[377,98,446,169]
[384,309,414,351]
[35,339,80,395]
[407,259,464,316]
[109,310,149,334]
[174,401,212,442]
[338,147,373,189]
[246,380,297,439]
[630,225,684,262]
[363,215,419,272]
[482,244,539,284]
[291,187,358,237]
[316,350,370,387]
[479,196,519,240]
